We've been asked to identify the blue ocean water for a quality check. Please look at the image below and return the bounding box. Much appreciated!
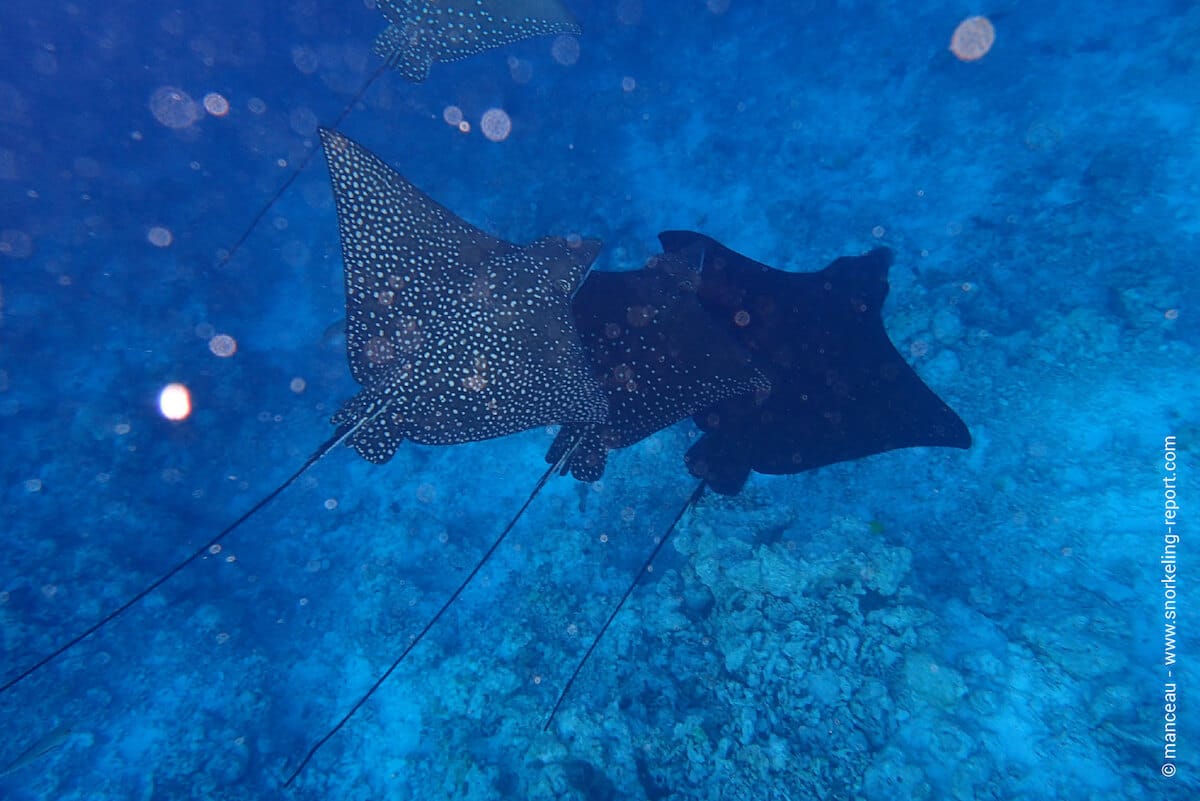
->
[0,1,1196,799]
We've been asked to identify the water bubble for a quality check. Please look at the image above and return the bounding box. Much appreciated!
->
[146,225,172,247]
[480,108,512,142]
[443,105,463,126]
[289,106,318,136]
[208,334,237,357]
[508,56,533,83]
[0,229,34,259]
[203,93,230,116]
[290,377,307,393]
[291,45,319,74]
[551,35,580,66]
[950,16,995,61]
[149,86,200,129]
[159,383,192,421]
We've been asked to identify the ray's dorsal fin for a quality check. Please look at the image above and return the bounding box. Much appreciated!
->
[320,128,607,461]
[373,0,582,81]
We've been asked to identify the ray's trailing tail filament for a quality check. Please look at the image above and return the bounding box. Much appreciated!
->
[0,422,362,695]
[284,438,583,787]
[214,61,389,270]
[544,479,707,730]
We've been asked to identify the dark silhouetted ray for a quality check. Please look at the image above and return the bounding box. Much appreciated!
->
[321,128,608,462]
[546,253,768,482]
[545,236,971,727]
[374,0,582,81]
[659,232,971,494]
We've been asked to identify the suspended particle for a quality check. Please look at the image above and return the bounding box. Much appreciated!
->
[950,16,995,61]
[147,226,173,247]
[203,93,230,117]
[149,86,200,129]
[480,108,512,142]
[159,382,192,421]
[208,334,237,357]
[551,35,580,66]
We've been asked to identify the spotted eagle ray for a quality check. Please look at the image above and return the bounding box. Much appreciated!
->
[373,0,582,81]
[544,235,971,724]
[288,232,969,775]
[0,129,607,700]
[288,231,974,772]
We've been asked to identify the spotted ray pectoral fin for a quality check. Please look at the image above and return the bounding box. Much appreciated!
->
[374,0,582,80]
[470,236,608,429]
[319,127,517,386]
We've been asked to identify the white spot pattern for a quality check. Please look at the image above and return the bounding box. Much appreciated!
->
[320,128,607,464]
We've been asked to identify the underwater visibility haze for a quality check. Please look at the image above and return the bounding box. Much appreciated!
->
[0,1,1196,799]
